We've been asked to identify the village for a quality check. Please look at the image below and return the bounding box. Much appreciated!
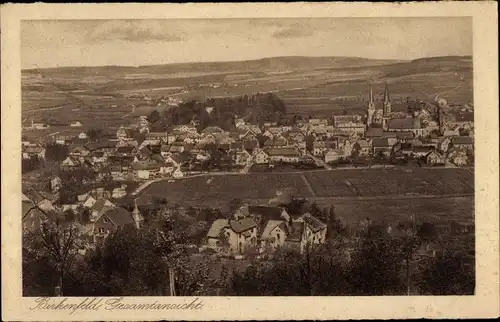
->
[21,82,475,260]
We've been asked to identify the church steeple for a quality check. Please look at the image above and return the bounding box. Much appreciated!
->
[369,83,374,106]
[132,198,144,229]
[383,82,391,116]
[367,83,375,126]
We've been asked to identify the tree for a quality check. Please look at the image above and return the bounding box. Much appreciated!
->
[38,214,81,296]
[256,134,270,148]
[281,197,307,216]
[347,230,405,295]
[22,155,42,173]
[147,110,161,124]
[305,135,315,152]
[217,230,230,251]
[78,225,168,296]
[23,229,59,296]
[228,198,243,214]
[45,143,69,162]
[418,247,475,295]
[86,129,102,142]
[417,222,439,246]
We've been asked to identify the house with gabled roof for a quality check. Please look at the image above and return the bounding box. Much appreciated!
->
[206,218,230,248]
[22,194,47,231]
[324,149,342,163]
[22,144,46,160]
[131,161,161,179]
[353,139,371,157]
[78,193,97,208]
[372,138,393,157]
[451,136,474,150]
[253,149,269,164]
[264,147,301,163]
[426,150,445,166]
[312,141,328,156]
[92,205,143,243]
[232,149,252,166]
[89,198,116,222]
[25,189,54,212]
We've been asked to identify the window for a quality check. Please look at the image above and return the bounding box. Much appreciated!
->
[276,233,281,242]
[99,228,105,234]
[103,217,108,223]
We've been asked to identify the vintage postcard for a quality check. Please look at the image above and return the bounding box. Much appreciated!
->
[2,2,499,321]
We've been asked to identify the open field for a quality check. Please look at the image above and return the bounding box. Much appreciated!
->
[304,167,474,198]
[135,167,474,225]
[138,172,315,206]
[319,196,473,225]
[22,56,473,128]
[137,167,474,211]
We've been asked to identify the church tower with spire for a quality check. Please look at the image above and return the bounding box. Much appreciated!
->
[383,82,392,116]
[132,198,144,229]
[366,83,376,126]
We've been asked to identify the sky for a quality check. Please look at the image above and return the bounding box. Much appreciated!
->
[21,17,472,69]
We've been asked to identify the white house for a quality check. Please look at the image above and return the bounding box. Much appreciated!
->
[78,132,88,140]
[172,168,184,179]
[324,149,342,163]
[265,148,301,163]
[70,121,83,128]
[313,141,328,156]
[78,193,97,208]
[254,150,269,164]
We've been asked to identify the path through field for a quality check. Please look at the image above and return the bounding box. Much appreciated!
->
[300,173,317,197]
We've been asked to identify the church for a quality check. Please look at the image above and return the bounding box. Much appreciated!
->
[366,82,393,130]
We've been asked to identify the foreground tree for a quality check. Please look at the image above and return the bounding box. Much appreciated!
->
[347,227,405,295]
[38,215,81,296]
[418,246,475,295]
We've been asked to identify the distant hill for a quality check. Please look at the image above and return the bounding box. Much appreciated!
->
[381,55,472,78]
[22,56,404,76]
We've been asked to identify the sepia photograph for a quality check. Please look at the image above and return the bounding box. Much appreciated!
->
[20,16,476,297]
[2,2,499,321]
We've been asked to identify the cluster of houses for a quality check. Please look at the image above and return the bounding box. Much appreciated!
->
[314,83,474,166]
[22,187,144,246]
[22,82,474,188]
[206,204,327,255]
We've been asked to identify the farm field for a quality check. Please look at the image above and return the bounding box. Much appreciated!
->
[303,167,474,198]
[137,168,474,208]
[320,196,474,225]
[137,173,314,206]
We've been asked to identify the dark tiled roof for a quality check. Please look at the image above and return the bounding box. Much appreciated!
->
[229,218,257,233]
[303,214,326,233]
[366,127,384,138]
[131,161,161,170]
[372,138,391,148]
[455,112,474,122]
[389,118,420,130]
[452,136,473,145]
[264,148,299,157]
[116,146,135,154]
[412,146,434,153]
[27,189,48,204]
[22,201,37,218]
[103,207,135,227]
[394,131,414,139]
